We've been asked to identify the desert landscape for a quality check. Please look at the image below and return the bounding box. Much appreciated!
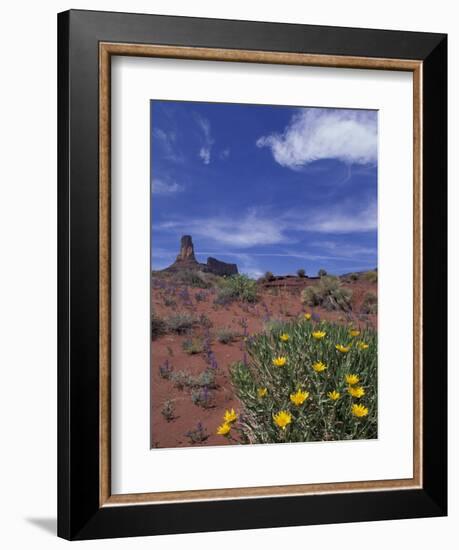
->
[151,235,377,449]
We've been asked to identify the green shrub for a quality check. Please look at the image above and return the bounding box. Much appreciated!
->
[264,271,275,282]
[191,387,215,408]
[349,272,359,281]
[318,268,328,277]
[215,275,258,304]
[176,270,210,288]
[216,327,238,344]
[362,270,378,283]
[182,338,204,355]
[297,268,306,278]
[151,314,166,340]
[171,368,217,391]
[361,291,378,314]
[229,318,377,444]
[301,276,353,312]
[165,312,197,334]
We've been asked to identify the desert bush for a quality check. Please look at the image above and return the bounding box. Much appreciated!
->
[318,268,328,277]
[175,270,210,288]
[195,291,207,302]
[361,291,378,314]
[159,359,173,379]
[191,387,215,408]
[161,400,177,422]
[301,276,353,312]
[263,271,275,282]
[362,270,378,283]
[165,312,197,334]
[222,275,259,303]
[297,268,306,278]
[185,422,208,444]
[216,327,238,344]
[228,318,377,444]
[163,296,177,307]
[214,275,258,305]
[349,272,359,281]
[214,286,234,306]
[182,338,204,355]
[171,367,217,391]
[197,313,213,329]
[151,314,166,340]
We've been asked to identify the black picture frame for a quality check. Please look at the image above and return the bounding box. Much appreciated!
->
[58,9,447,540]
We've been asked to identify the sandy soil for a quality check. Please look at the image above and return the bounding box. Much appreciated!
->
[150,278,377,449]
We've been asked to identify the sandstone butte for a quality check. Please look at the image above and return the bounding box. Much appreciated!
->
[163,235,238,277]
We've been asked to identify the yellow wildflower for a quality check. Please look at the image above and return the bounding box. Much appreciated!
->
[304,313,312,320]
[216,422,231,436]
[257,387,268,398]
[351,403,369,418]
[349,329,360,337]
[273,410,292,430]
[336,344,350,353]
[347,386,365,398]
[290,389,309,406]
[345,374,360,385]
[357,341,369,350]
[224,408,237,423]
[280,333,290,342]
[312,361,327,373]
[273,356,287,367]
[327,390,340,401]
[312,330,326,340]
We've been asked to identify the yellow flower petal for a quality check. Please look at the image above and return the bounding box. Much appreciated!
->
[289,389,309,406]
[312,330,326,340]
[312,361,327,372]
[273,410,292,430]
[216,422,231,435]
[345,374,360,385]
[327,390,340,401]
[224,408,237,423]
[351,403,369,417]
[257,387,268,398]
[336,344,350,353]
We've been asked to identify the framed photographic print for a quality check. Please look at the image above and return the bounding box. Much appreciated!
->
[58,9,447,540]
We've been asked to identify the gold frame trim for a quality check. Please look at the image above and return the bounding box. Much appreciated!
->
[99,43,423,507]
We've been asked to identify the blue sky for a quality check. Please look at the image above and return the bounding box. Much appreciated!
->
[151,100,377,278]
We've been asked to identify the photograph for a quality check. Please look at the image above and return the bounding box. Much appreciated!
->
[150,100,378,449]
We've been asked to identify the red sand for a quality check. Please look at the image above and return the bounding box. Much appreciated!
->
[150,279,377,449]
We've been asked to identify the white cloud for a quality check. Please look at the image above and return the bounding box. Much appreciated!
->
[305,202,377,233]
[157,200,376,248]
[257,108,377,169]
[199,147,211,165]
[194,113,214,165]
[159,209,286,248]
[153,128,183,163]
[151,178,184,195]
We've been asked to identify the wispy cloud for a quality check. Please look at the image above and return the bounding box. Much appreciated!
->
[157,200,376,249]
[257,108,377,170]
[158,208,286,248]
[304,201,377,233]
[194,113,214,165]
[152,128,183,163]
[151,177,184,196]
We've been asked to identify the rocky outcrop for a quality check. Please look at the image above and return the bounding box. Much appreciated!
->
[164,235,238,276]
[176,235,197,263]
[206,257,238,276]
